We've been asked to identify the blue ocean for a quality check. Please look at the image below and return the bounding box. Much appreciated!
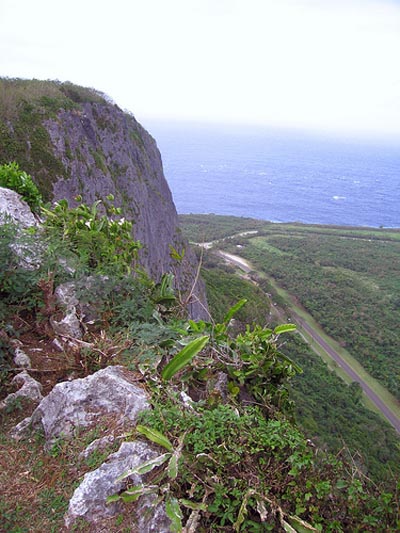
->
[146,121,400,228]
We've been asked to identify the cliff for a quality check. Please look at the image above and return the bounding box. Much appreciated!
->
[0,78,207,318]
[0,88,398,531]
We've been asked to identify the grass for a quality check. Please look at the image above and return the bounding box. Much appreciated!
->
[0,409,128,532]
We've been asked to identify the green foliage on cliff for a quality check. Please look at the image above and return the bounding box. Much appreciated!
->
[0,162,43,212]
[42,195,141,275]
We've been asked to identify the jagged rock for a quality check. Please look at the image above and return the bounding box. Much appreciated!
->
[54,282,80,309]
[0,371,43,409]
[50,307,82,340]
[0,186,38,228]
[54,277,110,325]
[0,187,43,269]
[65,441,171,531]
[11,366,149,444]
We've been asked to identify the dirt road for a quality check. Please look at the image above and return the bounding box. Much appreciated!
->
[218,250,400,434]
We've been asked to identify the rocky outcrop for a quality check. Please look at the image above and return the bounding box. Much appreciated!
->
[65,441,171,531]
[0,186,44,270]
[10,365,171,531]
[0,371,43,410]
[0,79,208,319]
[0,186,38,228]
[11,366,149,445]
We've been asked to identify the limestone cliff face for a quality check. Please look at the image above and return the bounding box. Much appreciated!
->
[0,79,207,318]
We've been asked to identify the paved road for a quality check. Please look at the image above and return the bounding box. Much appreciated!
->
[294,313,400,434]
[218,251,253,273]
[218,250,400,434]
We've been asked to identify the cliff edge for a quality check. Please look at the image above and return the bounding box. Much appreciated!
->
[0,78,207,318]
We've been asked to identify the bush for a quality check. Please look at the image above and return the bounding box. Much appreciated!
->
[42,195,141,275]
[0,162,42,212]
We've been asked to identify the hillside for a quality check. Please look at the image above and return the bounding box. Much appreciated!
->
[179,214,400,484]
[0,78,207,318]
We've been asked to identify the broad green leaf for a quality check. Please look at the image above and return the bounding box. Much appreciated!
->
[287,515,318,532]
[115,453,171,482]
[136,425,174,452]
[135,453,171,475]
[282,520,297,533]
[166,496,183,533]
[161,335,209,381]
[106,493,122,504]
[167,453,179,480]
[121,485,158,503]
[223,298,248,325]
[274,324,297,335]
[180,499,207,511]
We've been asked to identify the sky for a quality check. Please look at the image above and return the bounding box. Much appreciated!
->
[1,0,400,139]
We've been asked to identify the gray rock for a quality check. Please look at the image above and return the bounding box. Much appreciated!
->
[11,366,149,445]
[65,440,171,530]
[54,282,80,309]
[0,187,44,270]
[0,371,43,409]
[78,434,117,461]
[1,79,210,319]
[0,187,38,228]
[50,307,82,340]
[11,416,32,436]
[136,494,172,533]
[13,346,31,368]
[54,276,110,325]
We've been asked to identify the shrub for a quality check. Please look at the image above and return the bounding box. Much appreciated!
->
[42,195,141,275]
[0,162,42,212]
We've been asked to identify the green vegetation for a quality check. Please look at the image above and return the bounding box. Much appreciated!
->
[180,214,400,243]
[0,78,109,201]
[1,187,400,530]
[179,214,400,485]
[42,194,141,275]
[201,264,269,326]
[110,312,399,532]
[0,162,43,212]
[234,231,400,399]
[180,215,400,399]
[181,213,266,242]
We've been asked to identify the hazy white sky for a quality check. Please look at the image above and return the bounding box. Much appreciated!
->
[1,0,400,138]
